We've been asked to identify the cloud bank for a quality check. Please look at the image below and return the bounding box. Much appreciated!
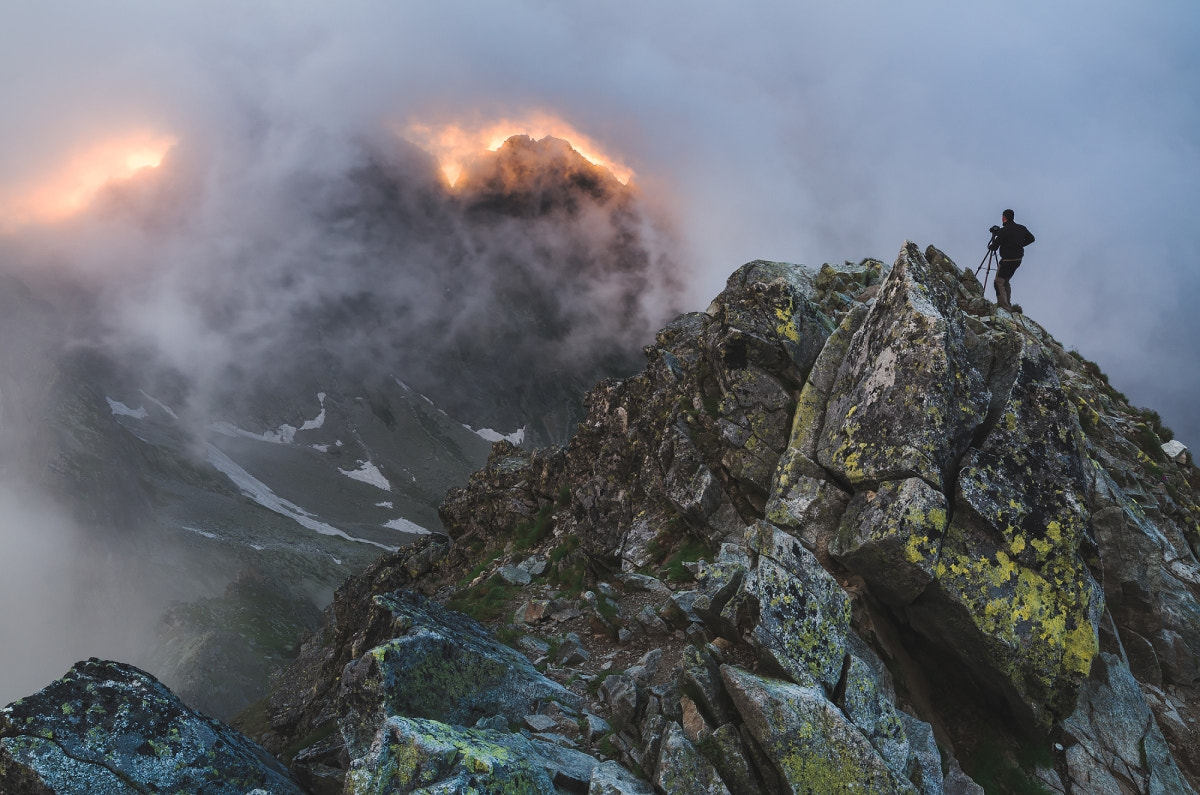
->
[1,1,1196,432]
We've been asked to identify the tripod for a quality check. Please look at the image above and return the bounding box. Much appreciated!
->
[976,241,999,290]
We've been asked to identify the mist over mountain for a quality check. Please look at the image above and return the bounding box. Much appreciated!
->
[11,132,681,442]
[0,133,684,712]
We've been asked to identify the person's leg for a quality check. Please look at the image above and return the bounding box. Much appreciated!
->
[994,276,1011,309]
[995,260,1020,311]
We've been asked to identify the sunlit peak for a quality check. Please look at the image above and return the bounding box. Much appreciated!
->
[0,132,176,230]
[401,113,633,187]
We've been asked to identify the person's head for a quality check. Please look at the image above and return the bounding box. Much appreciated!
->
[1002,209,1015,223]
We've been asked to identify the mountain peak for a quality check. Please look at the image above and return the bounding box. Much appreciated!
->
[456,134,626,217]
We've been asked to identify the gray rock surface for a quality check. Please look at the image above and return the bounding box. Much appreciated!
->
[721,664,918,794]
[0,659,303,795]
[343,715,600,794]
[336,590,580,758]
[653,723,732,795]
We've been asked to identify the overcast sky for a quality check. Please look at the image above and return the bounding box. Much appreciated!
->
[2,0,1198,441]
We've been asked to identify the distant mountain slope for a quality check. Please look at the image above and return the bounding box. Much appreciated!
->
[0,134,683,717]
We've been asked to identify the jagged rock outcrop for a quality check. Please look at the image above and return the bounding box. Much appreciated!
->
[440,257,841,577]
[430,242,1200,793]
[0,659,302,794]
[336,590,579,732]
[816,244,989,491]
[6,241,1200,794]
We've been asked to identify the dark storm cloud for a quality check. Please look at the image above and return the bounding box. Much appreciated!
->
[0,0,1197,440]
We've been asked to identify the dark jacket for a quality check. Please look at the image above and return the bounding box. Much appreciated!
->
[989,220,1035,260]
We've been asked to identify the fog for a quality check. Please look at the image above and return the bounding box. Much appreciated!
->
[3,0,1194,435]
[0,0,1197,701]
[0,484,171,703]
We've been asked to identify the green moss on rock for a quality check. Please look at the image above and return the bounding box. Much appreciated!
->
[721,665,918,794]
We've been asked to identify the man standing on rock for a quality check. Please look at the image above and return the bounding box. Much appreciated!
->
[987,209,1035,312]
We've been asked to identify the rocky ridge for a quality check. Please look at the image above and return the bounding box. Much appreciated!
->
[5,242,1200,793]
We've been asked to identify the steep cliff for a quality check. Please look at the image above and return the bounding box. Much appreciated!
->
[5,242,1199,794]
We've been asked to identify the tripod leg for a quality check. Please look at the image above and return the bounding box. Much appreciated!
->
[976,248,996,291]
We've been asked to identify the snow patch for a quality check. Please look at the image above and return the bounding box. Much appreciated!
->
[384,517,432,535]
[106,397,148,420]
[469,425,526,445]
[182,525,219,540]
[338,460,392,492]
[394,378,450,417]
[209,420,297,445]
[210,393,326,443]
[205,443,396,551]
[300,392,327,431]
[140,391,178,420]
[270,424,298,444]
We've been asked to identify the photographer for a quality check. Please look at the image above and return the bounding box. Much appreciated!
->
[987,209,1035,312]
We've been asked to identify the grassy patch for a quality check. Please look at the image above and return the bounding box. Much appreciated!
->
[663,536,714,582]
[514,504,555,551]
[968,733,1055,795]
[548,534,580,565]
[550,558,587,597]
[493,626,525,648]
[1134,423,1166,463]
[281,719,339,767]
[229,697,270,739]
[447,575,519,624]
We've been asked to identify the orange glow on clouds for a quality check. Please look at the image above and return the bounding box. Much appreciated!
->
[1,132,176,230]
[401,113,633,187]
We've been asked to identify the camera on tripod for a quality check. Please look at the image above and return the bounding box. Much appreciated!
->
[977,229,1001,287]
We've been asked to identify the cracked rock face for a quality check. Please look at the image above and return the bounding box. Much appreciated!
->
[0,659,303,795]
[829,476,946,607]
[343,715,602,795]
[721,664,919,794]
[337,590,581,759]
[903,334,1105,727]
[817,242,990,491]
